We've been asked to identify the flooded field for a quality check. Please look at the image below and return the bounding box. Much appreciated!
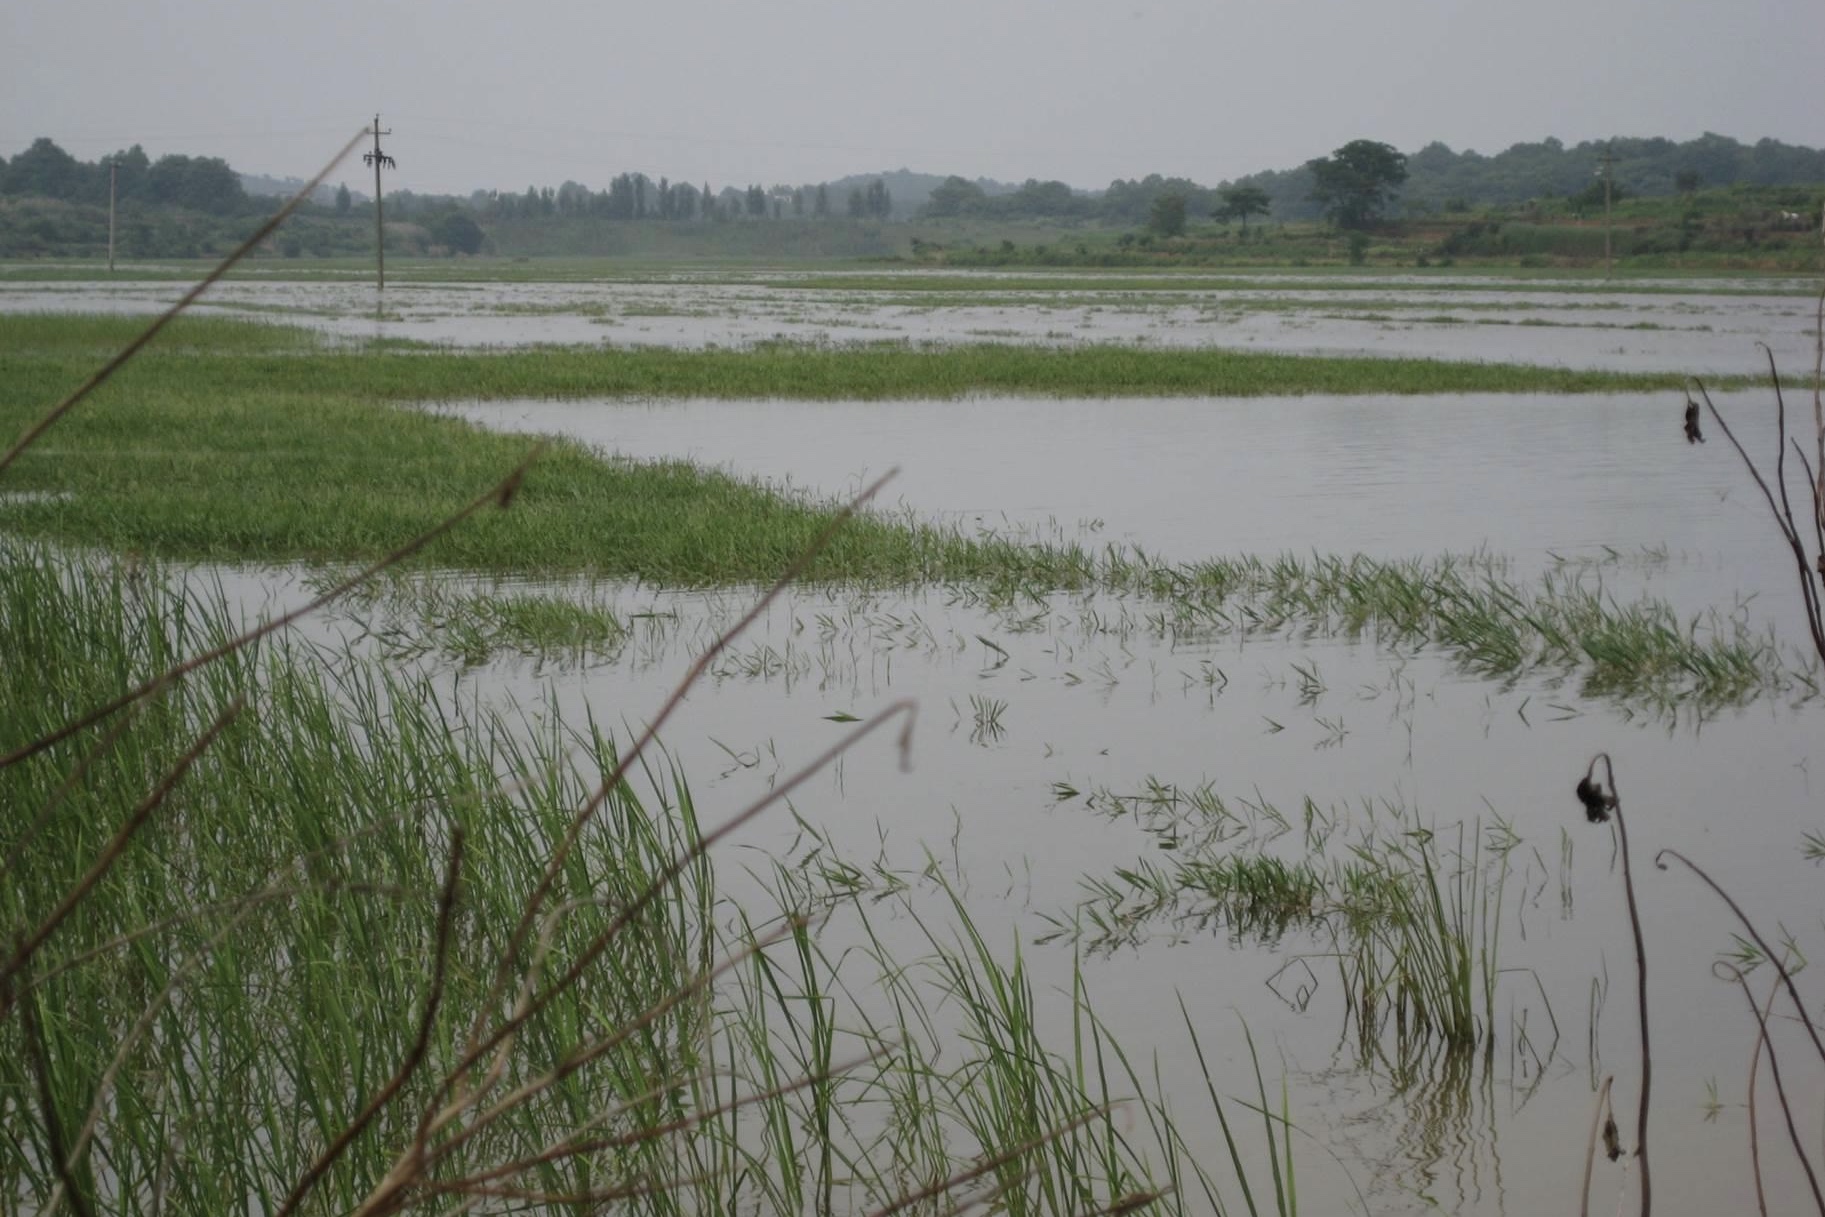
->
[2,267,1820,375]
[413,384,1819,1214]
[6,269,1822,1214]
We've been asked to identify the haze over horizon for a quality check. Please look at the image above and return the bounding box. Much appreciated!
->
[4,0,1818,198]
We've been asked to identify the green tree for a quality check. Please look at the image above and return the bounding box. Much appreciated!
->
[1305,139,1408,229]
[335,183,352,215]
[1215,183,1271,232]
[1148,191,1187,238]
[430,210,484,254]
[924,175,986,218]
[1,137,87,200]
[864,178,892,219]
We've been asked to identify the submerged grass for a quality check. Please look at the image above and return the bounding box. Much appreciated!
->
[1105,551,1797,706]
[1050,782,1517,1055]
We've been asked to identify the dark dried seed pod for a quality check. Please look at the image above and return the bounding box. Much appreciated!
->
[1576,775,1611,824]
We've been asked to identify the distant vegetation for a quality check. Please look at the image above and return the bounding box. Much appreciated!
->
[1,131,1821,267]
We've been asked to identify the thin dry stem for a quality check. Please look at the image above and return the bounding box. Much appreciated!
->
[1581,1074,1615,1217]
[1715,961,1825,1216]
[1585,753,1651,1217]
[1746,970,1782,1217]
[427,695,915,1151]
[1692,374,1825,664]
[1655,848,1825,1066]
[0,700,146,881]
[47,898,268,1213]
[865,1105,1112,1217]
[442,1045,893,1192]
[425,918,806,1167]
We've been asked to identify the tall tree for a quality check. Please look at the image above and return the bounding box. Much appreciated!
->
[1215,183,1270,232]
[1148,191,1187,237]
[923,175,986,217]
[1305,140,1408,229]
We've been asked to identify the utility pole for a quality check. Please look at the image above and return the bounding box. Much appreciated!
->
[107,160,117,273]
[364,114,396,293]
[1598,145,1616,278]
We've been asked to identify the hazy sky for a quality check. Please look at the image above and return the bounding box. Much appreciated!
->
[4,0,1818,196]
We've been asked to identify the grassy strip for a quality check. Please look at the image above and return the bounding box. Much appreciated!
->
[4,313,1707,403]
[0,314,1690,586]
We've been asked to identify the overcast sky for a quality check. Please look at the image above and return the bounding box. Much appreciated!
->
[4,0,1818,196]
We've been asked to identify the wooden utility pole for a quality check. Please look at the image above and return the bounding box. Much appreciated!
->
[1599,146,1616,278]
[364,114,396,292]
[107,161,117,273]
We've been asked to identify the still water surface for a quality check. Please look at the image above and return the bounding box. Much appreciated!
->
[389,388,1823,1215]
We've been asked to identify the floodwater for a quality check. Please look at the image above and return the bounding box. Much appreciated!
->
[10,268,1823,1213]
[1,269,1819,375]
[402,387,1825,1216]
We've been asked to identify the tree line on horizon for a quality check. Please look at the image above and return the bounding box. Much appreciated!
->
[3,130,1822,252]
